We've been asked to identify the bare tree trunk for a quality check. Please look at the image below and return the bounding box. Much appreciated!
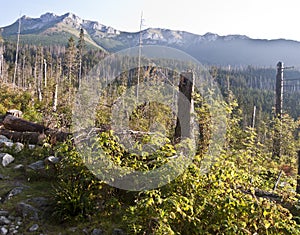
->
[22,55,26,88]
[53,83,58,112]
[174,72,194,140]
[44,59,47,88]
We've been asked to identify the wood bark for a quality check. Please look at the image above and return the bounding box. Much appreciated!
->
[3,115,46,133]
[174,72,194,140]
[0,128,72,145]
[1,115,72,144]
[0,128,41,144]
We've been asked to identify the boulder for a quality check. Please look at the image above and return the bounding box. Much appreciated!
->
[28,160,45,171]
[6,109,23,118]
[0,212,8,217]
[0,216,10,225]
[0,142,24,153]
[16,202,39,221]
[112,228,125,235]
[45,156,60,165]
[14,164,24,170]
[28,224,39,232]
[14,142,24,153]
[1,187,24,203]
[0,135,11,144]
[28,145,35,150]
[0,153,14,167]
[91,228,104,235]
[0,227,8,235]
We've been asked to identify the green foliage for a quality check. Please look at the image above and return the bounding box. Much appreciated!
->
[0,84,28,113]
[1,42,300,233]
[51,108,300,233]
[123,153,300,234]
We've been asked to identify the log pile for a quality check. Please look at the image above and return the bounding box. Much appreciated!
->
[0,114,72,145]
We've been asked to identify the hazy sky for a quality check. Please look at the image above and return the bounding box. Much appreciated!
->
[1,0,300,41]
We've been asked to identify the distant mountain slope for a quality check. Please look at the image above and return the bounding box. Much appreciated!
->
[2,12,300,66]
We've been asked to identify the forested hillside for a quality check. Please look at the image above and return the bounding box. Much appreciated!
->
[211,66,300,126]
[1,29,300,234]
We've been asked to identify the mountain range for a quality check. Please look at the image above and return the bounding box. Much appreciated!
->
[1,12,300,67]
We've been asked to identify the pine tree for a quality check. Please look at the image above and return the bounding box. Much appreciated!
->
[65,36,77,87]
[77,28,85,88]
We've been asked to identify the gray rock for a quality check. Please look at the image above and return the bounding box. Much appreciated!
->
[0,212,8,217]
[0,216,10,225]
[68,227,77,232]
[112,228,125,235]
[6,187,24,200]
[0,153,14,167]
[27,197,49,210]
[14,164,24,170]
[91,228,104,235]
[0,135,11,144]
[28,160,45,171]
[0,227,8,235]
[29,223,39,232]
[0,142,23,153]
[0,142,13,149]
[7,215,15,221]
[45,156,60,165]
[13,142,24,153]
[28,145,35,150]
[16,202,39,220]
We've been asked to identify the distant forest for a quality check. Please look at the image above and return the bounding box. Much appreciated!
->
[1,34,300,128]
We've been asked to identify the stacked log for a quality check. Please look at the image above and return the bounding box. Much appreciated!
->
[0,114,72,145]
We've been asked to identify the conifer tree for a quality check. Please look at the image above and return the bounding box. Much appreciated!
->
[65,36,77,87]
[77,28,85,88]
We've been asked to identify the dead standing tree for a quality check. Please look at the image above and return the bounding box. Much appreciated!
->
[174,72,194,140]
[272,61,284,159]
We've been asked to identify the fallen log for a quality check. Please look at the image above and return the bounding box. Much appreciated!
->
[3,115,46,133]
[0,128,42,144]
[1,115,72,145]
[0,128,72,145]
[45,129,73,144]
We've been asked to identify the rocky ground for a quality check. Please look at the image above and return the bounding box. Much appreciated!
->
[0,135,124,235]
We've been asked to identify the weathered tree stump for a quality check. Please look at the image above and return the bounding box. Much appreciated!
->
[174,72,194,140]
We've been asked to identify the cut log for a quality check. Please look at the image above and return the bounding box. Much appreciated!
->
[44,129,73,144]
[3,115,46,133]
[0,129,42,144]
[0,128,72,145]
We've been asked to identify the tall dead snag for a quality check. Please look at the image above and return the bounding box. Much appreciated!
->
[272,62,284,159]
[174,72,194,140]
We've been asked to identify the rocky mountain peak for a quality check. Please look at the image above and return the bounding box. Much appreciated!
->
[61,12,83,28]
[202,32,219,41]
[40,12,58,22]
